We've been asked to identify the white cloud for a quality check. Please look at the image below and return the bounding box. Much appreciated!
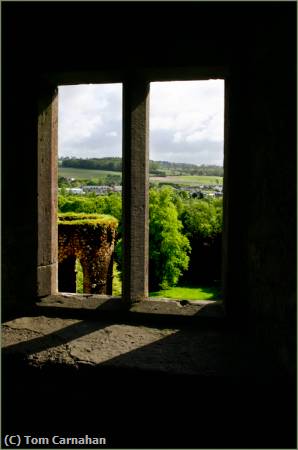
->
[60,114,103,144]
[185,112,224,143]
[106,131,118,137]
[58,84,122,157]
[150,116,176,131]
[173,131,183,143]
[58,80,224,165]
[150,80,224,147]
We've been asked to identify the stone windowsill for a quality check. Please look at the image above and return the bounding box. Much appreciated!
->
[36,293,225,319]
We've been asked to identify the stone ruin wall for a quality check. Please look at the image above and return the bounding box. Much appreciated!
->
[58,215,118,295]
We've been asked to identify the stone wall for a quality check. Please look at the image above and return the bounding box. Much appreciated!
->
[2,2,296,370]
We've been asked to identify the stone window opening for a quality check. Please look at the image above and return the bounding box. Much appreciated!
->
[37,69,228,314]
[56,83,122,297]
[148,80,225,300]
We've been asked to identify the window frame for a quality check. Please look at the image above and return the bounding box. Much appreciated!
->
[37,68,228,311]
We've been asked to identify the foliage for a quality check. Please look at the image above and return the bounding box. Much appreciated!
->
[61,156,122,172]
[149,187,190,290]
[178,197,223,285]
[58,188,223,290]
[75,259,84,294]
[112,262,122,296]
[180,197,223,239]
[114,238,123,268]
[58,193,122,222]
[58,176,82,188]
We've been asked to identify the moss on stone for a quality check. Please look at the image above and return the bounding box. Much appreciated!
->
[58,212,118,294]
[58,212,118,228]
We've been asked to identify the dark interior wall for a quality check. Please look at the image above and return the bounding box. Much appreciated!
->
[223,7,296,362]
[2,73,38,311]
[2,2,296,333]
[226,7,296,372]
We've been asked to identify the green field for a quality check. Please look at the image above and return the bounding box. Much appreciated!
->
[59,167,122,179]
[150,175,223,186]
[150,285,221,301]
[59,167,223,186]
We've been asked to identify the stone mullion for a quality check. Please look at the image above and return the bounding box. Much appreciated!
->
[122,81,150,304]
[37,87,58,297]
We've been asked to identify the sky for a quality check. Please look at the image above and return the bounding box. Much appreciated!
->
[58,80,224,166]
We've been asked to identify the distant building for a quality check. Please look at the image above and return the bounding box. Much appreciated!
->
[82,185,122,195]
[65,188,85,195]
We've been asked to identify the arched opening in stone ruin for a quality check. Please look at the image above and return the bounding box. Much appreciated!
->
[75,259,83,293]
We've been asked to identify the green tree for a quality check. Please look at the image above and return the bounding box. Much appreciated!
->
[100,193,122,221]
[179,197,223,285]
[181,197,222,239]
[149,187,190,290]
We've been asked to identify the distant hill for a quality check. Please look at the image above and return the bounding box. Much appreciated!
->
[60,157,122,172]
[59,157,223,177]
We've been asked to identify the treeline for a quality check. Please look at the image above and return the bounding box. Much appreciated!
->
[58,187,222,291]
[59,157,223,177]
[60,157,122,172]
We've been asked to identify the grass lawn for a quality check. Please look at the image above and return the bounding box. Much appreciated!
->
[149,285,221,301]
